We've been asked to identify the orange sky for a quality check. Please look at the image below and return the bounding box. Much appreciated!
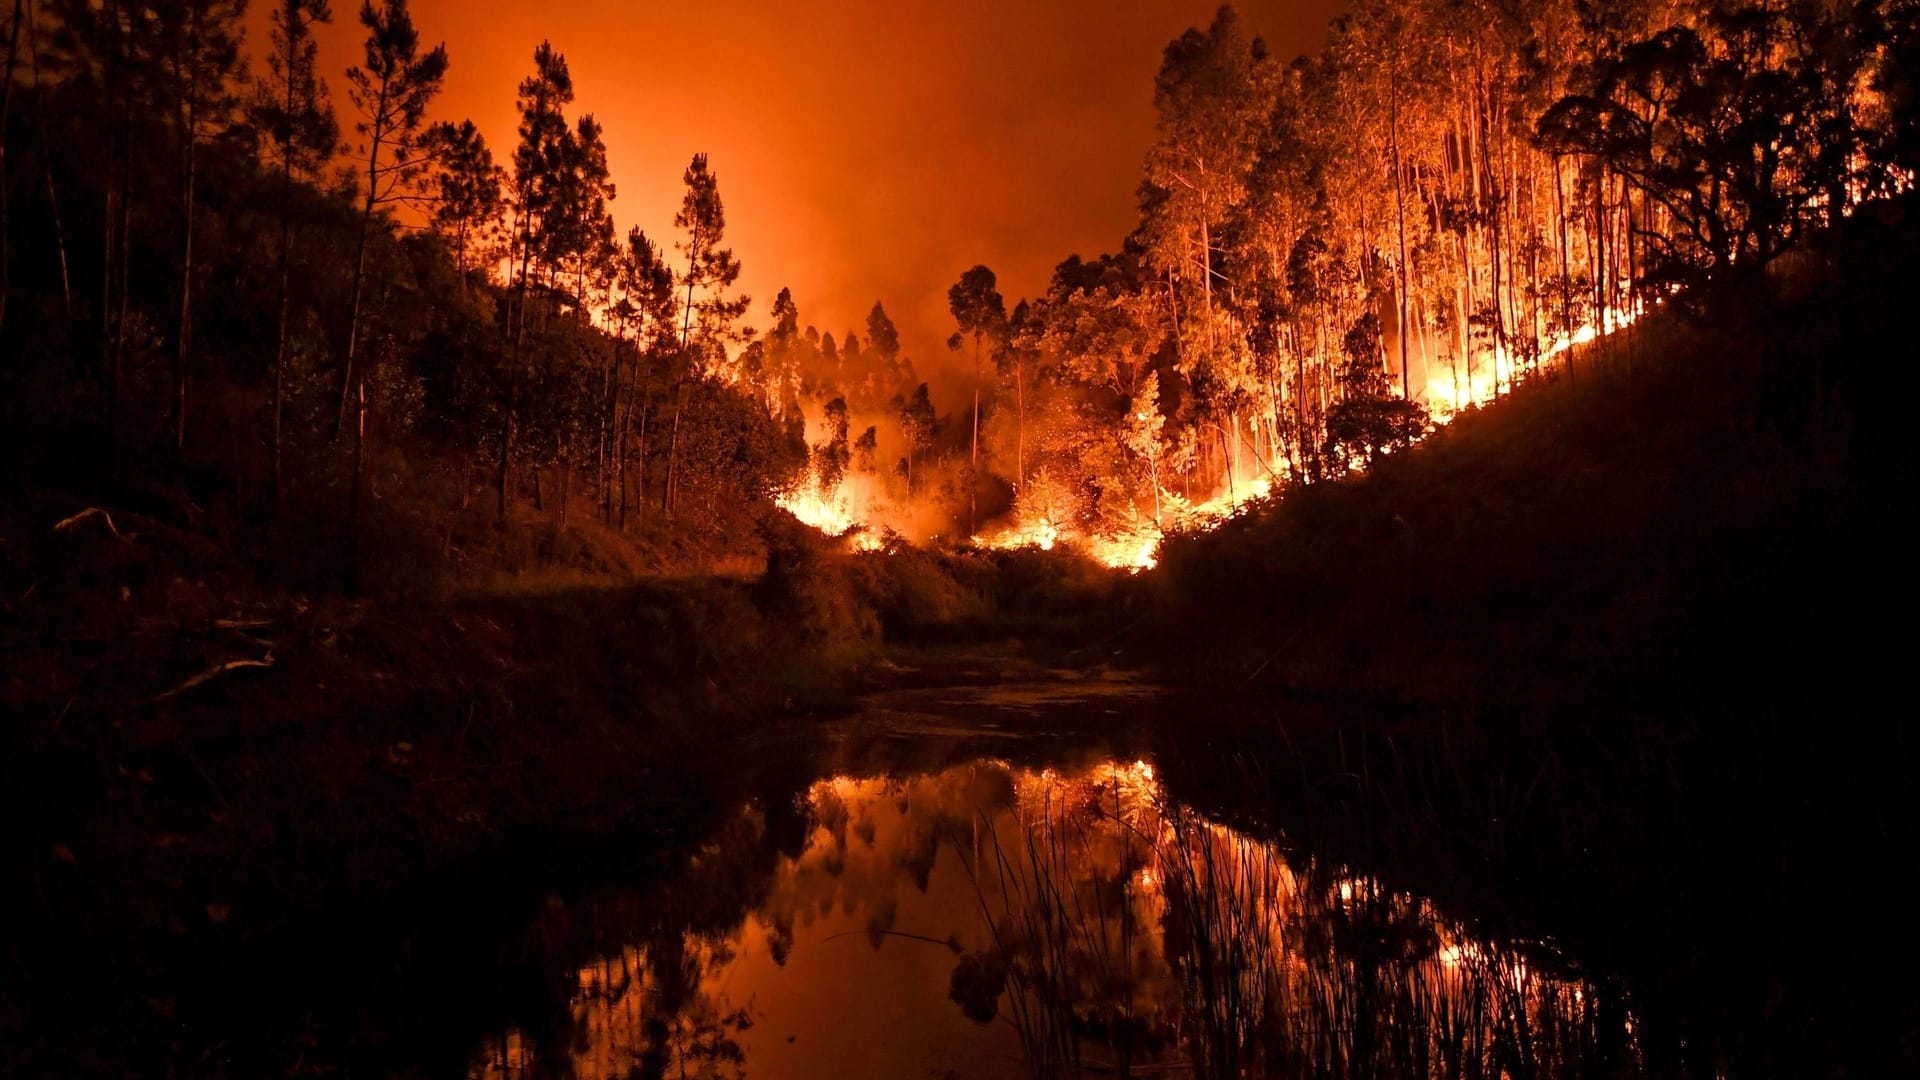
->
[282,1,1343,391]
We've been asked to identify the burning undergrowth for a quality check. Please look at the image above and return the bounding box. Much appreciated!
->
[756,510,1133,661]
[768,298,1652,574]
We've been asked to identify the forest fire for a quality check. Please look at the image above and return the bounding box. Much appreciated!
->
[2,0,1909,1070]
[774,478,883,551]
[781,289,1644,572]
[470,755,1616,1078]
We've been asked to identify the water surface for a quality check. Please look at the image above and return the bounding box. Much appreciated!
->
[467,729,1634,1079]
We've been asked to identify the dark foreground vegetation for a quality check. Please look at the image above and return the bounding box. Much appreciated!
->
[0,491,1125,1073]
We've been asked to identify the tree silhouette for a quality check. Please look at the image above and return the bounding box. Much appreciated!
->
[339,0,447,558]
[427,119,502,286]
[947,263,1005,532]
[157,0,249,453]
[664,152,749,516]
[254,0,338,508]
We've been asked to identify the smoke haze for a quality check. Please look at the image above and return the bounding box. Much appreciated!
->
[273,0,1342,411]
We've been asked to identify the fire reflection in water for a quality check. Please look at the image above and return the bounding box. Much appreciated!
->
[471,758,1636,1079]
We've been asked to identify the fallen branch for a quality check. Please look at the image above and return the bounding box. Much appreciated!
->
[52,507,124,539]
[150,653,275,704]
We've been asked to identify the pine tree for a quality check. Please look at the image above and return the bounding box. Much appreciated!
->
[253,0,337,508]
[2,0,23,335]
[664,152,748,516]
[156,0,248,453]
[339,0,446,570]
[947,264,1005,532]
[427,119,503,286]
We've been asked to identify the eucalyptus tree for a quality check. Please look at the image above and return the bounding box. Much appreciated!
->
[999,298,1044,492]
[253,0,337,507]
[896,382,934,500]
[860,301,909,404]
[1141,5,1272,494]
[946,263,1005,531]
[754,285,808,419]
[1537,3,1854,299]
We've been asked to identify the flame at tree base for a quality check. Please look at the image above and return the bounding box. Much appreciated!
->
[775,479,884,552]
[779,305,1647,571]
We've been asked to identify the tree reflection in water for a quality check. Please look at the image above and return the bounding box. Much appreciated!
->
[470,758,1636,1079]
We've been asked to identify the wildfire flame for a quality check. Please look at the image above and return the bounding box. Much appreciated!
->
[776,473,885,551]
[1426,302,1648,419]
[777,306,1645,570]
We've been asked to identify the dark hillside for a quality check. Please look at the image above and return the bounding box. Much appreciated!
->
[1146,203,1920,1076]
[1154,202,1917,722]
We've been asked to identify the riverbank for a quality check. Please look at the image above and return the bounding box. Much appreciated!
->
[0,483,1139,1073]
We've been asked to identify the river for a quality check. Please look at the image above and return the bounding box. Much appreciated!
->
[458,671,1636,1079]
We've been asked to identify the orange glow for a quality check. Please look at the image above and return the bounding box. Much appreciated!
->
[270,2,1342,387]
[1426,301,1653,419]
[470,757,1616,1078]
[775,474,885,551]
[785,285,1645,570]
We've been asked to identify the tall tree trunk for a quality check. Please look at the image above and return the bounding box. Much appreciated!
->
[109,103,133,472]
[271,61,297,510]
[0,0,21,335]
[499,202,534,527]
[1625,177,1639,380]
[272,201,291,507]
[338,194,377,439]
[1554,154,1574,387]
[969,334,979,535]
[1589,166,1603,378]
[337,75,391,440]
[499,287,525,527]
[662,381,683,516]
[26,3,71,338]
[346,378,365,592]
[173,109,196,453]
[667,227,706,520]
[1389,46,1412,401]
[1015,363,1025,493]
[603,344,619,524]
[631,391,648,528]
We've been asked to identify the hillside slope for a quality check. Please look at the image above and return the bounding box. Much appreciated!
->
[1153,203,1915,722]
[1144,202,1920,1076]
